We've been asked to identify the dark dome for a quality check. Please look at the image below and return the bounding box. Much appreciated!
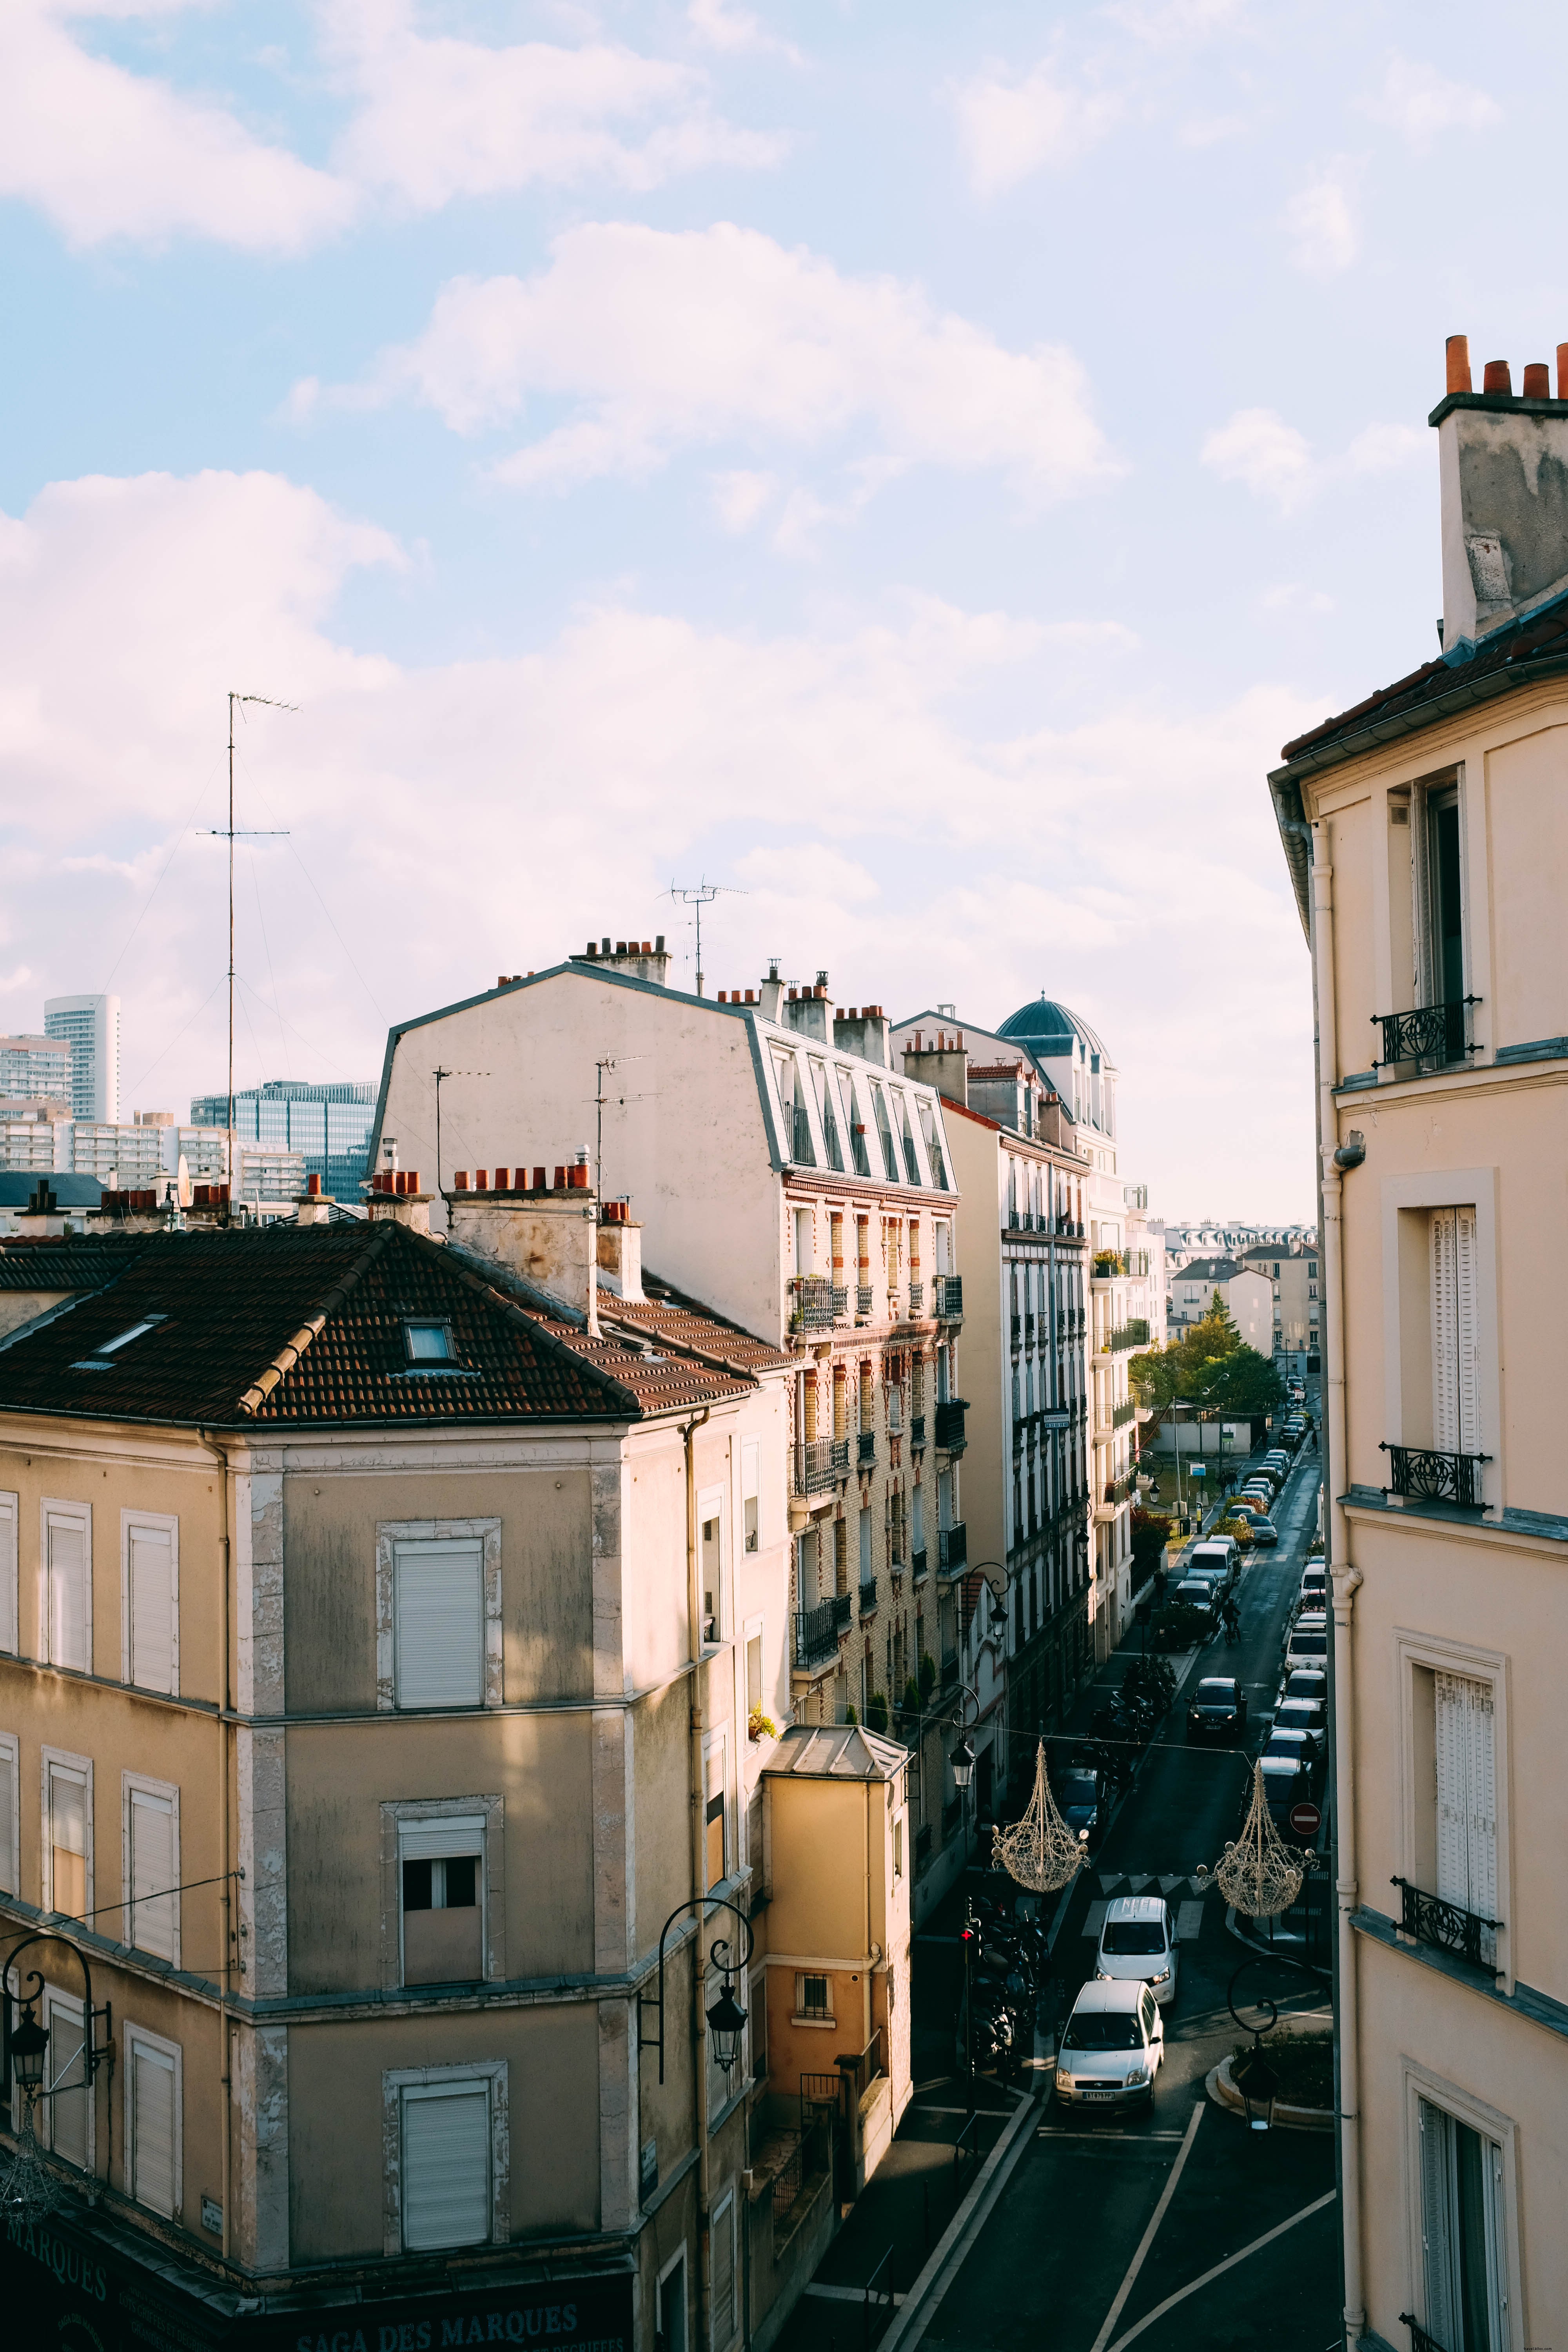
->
[996,995,1111,1064]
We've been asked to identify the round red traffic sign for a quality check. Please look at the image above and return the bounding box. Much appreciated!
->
[1289,1802,1321,1838]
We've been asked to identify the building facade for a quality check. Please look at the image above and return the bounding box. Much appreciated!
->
[1166,1255,1274,1350]
[44,995,120,1124]
[1237,1239,1321,1362]
[191,1081,377,1201]
[0,1034,73,1102]
[1271,334,1568,2352]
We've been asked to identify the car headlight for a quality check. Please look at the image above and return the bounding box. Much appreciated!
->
[1124,2063,1149,2086]
[1151,1968,1171,1984]
[1054,2071,1074,2089]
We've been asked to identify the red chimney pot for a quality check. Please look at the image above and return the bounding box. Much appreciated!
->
[1558,345,1568,400]
[1523,362,1550,399]
[455,1171,469,1191]
[554,1165,566,1190]
[1445,334,1472,396]
[475,1168,488,1192]
[1483,359,1513,395]
[532,1165,546,1191]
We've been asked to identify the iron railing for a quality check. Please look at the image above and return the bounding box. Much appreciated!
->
[907,1280,923,1313]
[858,1576,878,1615]
[793,1593,852,1668]
[911,1546,928,1582]
[837,2027,885,2108]
[938,1522,967,1572]
[856,1283,874,1318]
[791,1438,837,1497]
[909,1413,926,1449]
[1374,996,1480,1071]
[1010,1314,1021,1345]
[790,1274,840,1329]
[1392,1876,1500,1974]
[857,1430,877,1467]
[1398,2316,1448,2352]
[934,1275,963,1319]
[935,1398,968,1452]
[1106,1318,1150,1352]
[1112,1399,1137,1428]
[1381,1442,1488,1510]
[831,1436,851,1475]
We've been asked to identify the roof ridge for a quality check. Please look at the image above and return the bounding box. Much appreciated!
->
[410,1229,650,1417]
[233,1222,394,1417]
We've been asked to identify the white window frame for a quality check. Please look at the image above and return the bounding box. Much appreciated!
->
[41,1744,93,1922]
[39,1983,94,2172]
[699,1486,726,1645]
[0,1491,17,1654]
[379,1794,505,1989]
[710,2185,738,2352]
[381,2062,508,2257]
[742,1439,760,1555]
[1381,1168,1501,1505]
[1401,2056,1524,2352]
[39,1497,91,1673]
[120,1508,179,1695]
[791,1970,835,2028]
[702,1728,729,1891]
[375,1519,501,1713]
[124,2020,183,2220]
[122,1769,181,1966]
[0,1729,17,1898]
[1393,1628,1512,1989]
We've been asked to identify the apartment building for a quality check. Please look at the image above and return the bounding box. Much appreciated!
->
[1166,1255,1274,1350]
[1237,1239,1321,1362]
[0,1035,73,1103]
[1270,334,1568,2352]
[372,946,963,1924]
[44,995,119,1124]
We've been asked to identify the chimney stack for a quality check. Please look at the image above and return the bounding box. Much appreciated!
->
[365,1171,432,1235]
[757,961,786,1023]
[447,1165,602,1331]
[900,1036,969,1107]
[1436,330,1568,656]
[832,1005,892,1069]
[570,934,671,987]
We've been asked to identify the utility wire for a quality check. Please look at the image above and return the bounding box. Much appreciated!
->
[98,758,223,997]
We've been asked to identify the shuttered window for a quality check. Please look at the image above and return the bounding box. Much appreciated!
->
[399,1815,485,1987]
[1435,1672,1497,1956]
[45,1508,90,1672]
[401,2082,491,2250]
[42,1990,89,2170]
[127,1522,176,1693]
[0,1738,14,1895]
[0,1492,16,1653]
[705,1739,726,1891]
[1418,2097,1507,2350]
[1430,1209,1481,1455]
[394,1539,483,1708]
[47,1760,88,1919]
[128,2034,179,2217]
[711,2192,737,2347]
[127,1784,177,1961]
[742,1441,760,1553]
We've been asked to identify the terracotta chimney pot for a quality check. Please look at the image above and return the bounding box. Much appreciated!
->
[1446,335,1472,395]
[1483,359,1513,395]
[1523,362,1550,399]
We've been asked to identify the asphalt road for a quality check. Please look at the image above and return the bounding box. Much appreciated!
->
[907,1424,1341,2352]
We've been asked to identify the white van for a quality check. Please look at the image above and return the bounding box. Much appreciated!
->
[1095,1895,1180,2005]
[1189,1538,1238,1583]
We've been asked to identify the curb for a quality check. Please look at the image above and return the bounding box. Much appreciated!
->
[875,2088,1040,2352]
[1204,2053,1334,2134]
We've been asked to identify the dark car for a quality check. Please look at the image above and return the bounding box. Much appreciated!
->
[1055,1768,1102,1849]
[1274,1698,1327,1758]
[1187,1675,1247,1745]
[1264,1728,1321,1787]
[1282,1668,1328,1705]
[1260,1752,1312,1826]
[1247,1517,1281,1547]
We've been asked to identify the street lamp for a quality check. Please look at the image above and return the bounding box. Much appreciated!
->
[951,1736,975,1791]
[7,2004,48,2101]
[704,1979,750,2076]
[1224,1953,1320,2134]
[639,1895,755,2083]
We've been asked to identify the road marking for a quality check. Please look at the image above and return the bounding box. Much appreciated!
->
[804,2282,906,2307]
[1176,1900,1206,1944]
[1038,2128,1190,2141]
[1083,1901,1108,1938]
[1102,2189,1337,2350]
[880,2091,1041,2352]
[1087,2099,1205,2352]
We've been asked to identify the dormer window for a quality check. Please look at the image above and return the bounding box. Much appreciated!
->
[72,1314,167,1372]
[403,1321,455,1365]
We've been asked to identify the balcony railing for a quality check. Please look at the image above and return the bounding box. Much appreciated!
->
[935,1398,968,1452]
[792,1438,837,1497]
[907,1280,923,1313]
[831,1436,851,1475]
[790,1274,840,1330]
[911,1546,928,1583]
[934,1274,963,1319]
[1105,1318,1149,1352]
[857,1430,877,1468]
[909,1413,926,1449]
[793,1593,851,1669]
[938,1523,967,1572]
[1397,2317,1446,2352]
[1381,1442,1489,1511]
[1010,1314,1021,1345]
[1374,995,1480,1072]
[1112,1399,1137,1428]
[858,1576,878,1615]
[856,1283,874,1318]
[1392,1876,1500,1974]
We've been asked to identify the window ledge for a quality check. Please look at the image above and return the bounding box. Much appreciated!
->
[791,2014,838,2029]
[1353,1907,1568,2042]
[1494,1035,1568,1067]
[1342,1487,1568,1548]
[1335,1070,1379,1092]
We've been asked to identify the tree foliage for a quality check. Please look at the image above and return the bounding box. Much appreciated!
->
[1129,1301,1284,1421]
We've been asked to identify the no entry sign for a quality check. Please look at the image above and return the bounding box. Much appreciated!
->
[1289,1801,1322,1838]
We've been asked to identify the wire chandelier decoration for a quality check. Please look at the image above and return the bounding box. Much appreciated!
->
[991,1741,1086,1893]
[0,2105,58,2222]
[1198,1760,1305,1917]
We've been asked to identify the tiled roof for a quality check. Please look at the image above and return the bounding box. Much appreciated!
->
[618,1271,792,1377]
[1275,601,1568,777]
[0,1221,756,1429]
[0,1237,145,1292]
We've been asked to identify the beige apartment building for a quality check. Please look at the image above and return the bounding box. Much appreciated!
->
[372,946,965,1927]
[0,1191,911,2350]
[1238,1239,1321,1362]
[1271,334,1568,2352]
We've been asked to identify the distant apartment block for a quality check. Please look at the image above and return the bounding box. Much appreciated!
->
[190,1079,376,1198]
[44,992,120,1121]
[0,1032,73,1101]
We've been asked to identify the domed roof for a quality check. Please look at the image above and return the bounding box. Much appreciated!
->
[996,995,1112,1065]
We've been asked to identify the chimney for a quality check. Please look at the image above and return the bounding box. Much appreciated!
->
[900,1036,969,1107]
[832,1005,892,1069]
[447,1165,601,1332]
[365,1170,433,1236]
[757,961,786,1022]
[1436,330,1568,656]
[570,933,671,987]
[782,972,831,1044]
[295,1171,335,1226]
[596,1199,645,1301]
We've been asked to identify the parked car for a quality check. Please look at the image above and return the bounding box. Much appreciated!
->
[1184,1563,1232,1606]
[1054,1766,1103,1849]
[1054,1980,1165,2108]
[1263,1727,1321,1786]
[1278,1666,1328,1713]
[1227,1495,1269,1520]
[1189,1537,1240,1581]
[1096,1895,1180,2005]
[1171,1578,1219,1628]
[1284,1612,1328,1672]
[1260,1751,1313,1827]
[1187,1674,1247,1745]
[1247,1517,1281,1547]
[1274,1698,1327,1758]
[1299,1567,1327,1603]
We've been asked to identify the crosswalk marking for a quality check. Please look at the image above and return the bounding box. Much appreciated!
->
[1083,1900,1108,1938]
[1175,1900,1206,1944]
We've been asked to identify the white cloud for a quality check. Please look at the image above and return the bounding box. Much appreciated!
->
[313,221,1121,512]
[1262,584,1334,614]
[1203,408,1424,513]
[952,60,1122,196]
[1283,155,1360,275]
[0,1,356,252]
[1346,422,1423,473]
[711,470,777,532]
[686,0,802,65]
[1358,54,1501,152]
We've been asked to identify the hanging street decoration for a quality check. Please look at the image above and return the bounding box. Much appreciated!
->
[1197,1759,1305,1917]
[991,1740,1086,1893]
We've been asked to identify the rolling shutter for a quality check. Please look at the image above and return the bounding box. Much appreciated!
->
[398,1814,486,1863]
[131,2040,177,2216]
[47,1514,89,1672]
[1419,2098,1459,2348]
[711,2193,736,2347]
[1435,1671,1497,1953]
[49,1766,87,1918]
[402,2083,490,2250]
[45,1991,88,2169]
[129,1787,176,1960]
[1454,1209,1481,1454]
[0,1494,15,1651]
[0,1748,12,1892]
[395,1540,483,1708]
[129,1524,174,1693]
[1430,1209,1481,1456]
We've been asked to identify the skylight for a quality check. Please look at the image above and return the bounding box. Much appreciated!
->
[72,1314,167,1372]
[403,1320,455,1364]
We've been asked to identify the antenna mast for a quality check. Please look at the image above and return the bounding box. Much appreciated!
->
[203,693,294,1211]
[668,880,744,997]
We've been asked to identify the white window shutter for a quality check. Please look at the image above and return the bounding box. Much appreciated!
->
[711,2195,736,2345]
[129,1527,174,1693]
[1455,1209,1481,1455]
[1430,1211,1458,1454]
[130,1789,176,1959]
[0,1751,12,1893]
[1435,1672,1497,1951]
[397,1814,486,1862]
[402,2085,490,2249]
[0,1495,16,1651]
[1419,2098,1459,2347]
[45,1993,88,2169]
[48,1517,89,1672]
[395,1542,483,1708]
[132,2042,177,2216]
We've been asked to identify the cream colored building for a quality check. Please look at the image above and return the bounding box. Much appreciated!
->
[1238,1240,1321,1361]
[0,1187,896,2352]
[1270,334,1568,2352]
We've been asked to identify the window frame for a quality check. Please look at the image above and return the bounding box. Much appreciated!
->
[124,2020,183,2220]
[1381,1168,1501,1504]
[120,1507,179,1696]
[742,1438,760,1554]
[703,1728,729,1892]
[0,1728,17,1899]
[1401,2057,1524,2352]
[375,1519,502,1714]
[699,1486,726,1645]
[39,1497,92,1674]
[710,2186,739,2351]
[382,2061,508,2257]
[379,1795,504,1989]
[41,1744,93,1922]
[1393,1627,1512,1990]
[122,1769,181,1965]
[792,1971,834,2027]
[0,1490,16,1655]
[39,1983,94,2172]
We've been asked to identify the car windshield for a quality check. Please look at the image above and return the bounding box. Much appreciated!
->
[1196,1681,1237,1701]
[1286,1673,1327,1698]
[1059,1775,1096,1803]
[1102,1923,1165,1955]
[1265,1735,1305,1755]
[1290,1634,1328,1655]
[1063,2012,1145,2051]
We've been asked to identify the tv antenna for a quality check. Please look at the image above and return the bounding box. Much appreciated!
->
[593,1056,651,1197]
[202,693,294,1205]
[668,880,744,998]
[432,1067,489,1197]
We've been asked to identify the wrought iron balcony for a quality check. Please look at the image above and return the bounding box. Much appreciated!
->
[938,1522,967,1572]
[831,1436,851,1475]
[1392,1876,1500,1974]
[1381,1442,1488,1511]
[1112,1399,1137,1428]
[793,1594,851,1669]
[857,1430,877,1467]
[1397,2316,1445,2352]
[1373,995,1480,1072]
[792,1438,837,1497]
[789,1274,838,1330]
[1105,1318,1149,1352]
[934,1274,963,1320]
[911,1545,928,1582]
[1010,1314,1021,1345]
[1025,1314,1036,1342]
[935,1398,968,1452]
[907,1280,923,1313]
[856,1283,874,1318]
[858,1576,878,1615]
[909,1413,926,1449]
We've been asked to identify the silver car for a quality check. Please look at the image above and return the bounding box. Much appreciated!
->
[1055,1980,1165,2108]
[1095,1894,1180,2006]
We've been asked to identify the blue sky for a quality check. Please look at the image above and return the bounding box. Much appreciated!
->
[0,0,1551,1217]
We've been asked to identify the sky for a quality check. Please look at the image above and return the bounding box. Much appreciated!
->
[0,0,1555,1221]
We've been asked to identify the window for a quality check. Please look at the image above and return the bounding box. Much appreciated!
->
[399,2078,494,2251]
[393,1535,484,1708]
[400,1815,485,1986]
[1436,1672,1497,1955]
[893,1813,904,1881]
[124,1775,179,1962]
[793,1206,813,1276]
[935,1221,952,1275]
[122,1512,177,1694]
[859,1507,872,1584]
[1431,1209,1481,1455]
[872,1086,900,1182]
[842,1073,872,1178]
[1426,784,1466,1012]
[40,1987,91,2171]
[705,1735,727,1890]
[833,1517,847,1594]
[41,1501,91,1672]
[71,1313,167,1372]
[125,2025,181,2219]
[746,1630,762,1717]
[0,1492,15,1652]
[711,2190,737,2349]
[742,1439,760,1553]
[794,1972,832,2023]
[1418,2098,1508,2351]
[658,2250,689,2352]
[43,1749,91,1920]
[813,1063,844,1173]
[0,1731,15,1894]
[701,1497,723,1642]
[403,1320,455,1363]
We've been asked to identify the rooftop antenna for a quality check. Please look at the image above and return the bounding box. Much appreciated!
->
[432,1067,489,1197]
[203,693,294,1209]
[593,1056,651,1198]
[668,880,744,998]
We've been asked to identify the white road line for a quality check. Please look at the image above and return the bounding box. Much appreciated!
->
[803,2281,906,2306]
[1102,2189,1337,2351]
[1087,2098,1205,2352]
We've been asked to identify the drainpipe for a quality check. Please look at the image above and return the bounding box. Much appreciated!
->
[1310,831,1365,2351]
[682,1406,712,2350]
[197,1428,234,2267]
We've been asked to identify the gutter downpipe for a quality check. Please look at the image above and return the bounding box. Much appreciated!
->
[682,1406,713,2352]
[1310,829,1365,2350]
[197,1429,234,2267]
